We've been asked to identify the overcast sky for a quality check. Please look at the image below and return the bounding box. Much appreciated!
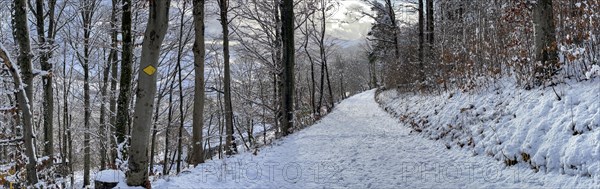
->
[328,0,374,41]
[203,0,374,45]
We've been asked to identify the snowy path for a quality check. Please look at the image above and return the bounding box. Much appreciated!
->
[154,90,596,188]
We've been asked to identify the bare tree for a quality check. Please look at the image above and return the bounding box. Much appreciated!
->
[189,0,206,166]
[418,0,425,81]
[115,0,134,163]
[98,0,120,170]
[0,44,38,185]
[281,0,295,135]
[78,0,98,186]
[127,0,171,186]
[9,0,39,184]
[108,0,120,167]
[33,0,59,160]
[218,0,236,155]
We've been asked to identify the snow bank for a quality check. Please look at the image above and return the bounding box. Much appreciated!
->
[377,79,600,177]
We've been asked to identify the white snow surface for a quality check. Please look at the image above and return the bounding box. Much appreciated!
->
[153,90,599,188]
[377,80,600,179]
[95,169,126,183]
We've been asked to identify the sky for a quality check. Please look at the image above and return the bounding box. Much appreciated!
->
[203,0,375,45]
[327,0,374,41]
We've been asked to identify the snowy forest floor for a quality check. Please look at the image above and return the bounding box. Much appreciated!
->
[149,90,598,188]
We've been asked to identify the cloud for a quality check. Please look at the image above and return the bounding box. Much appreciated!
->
[327,0,374,41]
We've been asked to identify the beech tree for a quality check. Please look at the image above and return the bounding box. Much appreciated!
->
[127,0,171,186]
[189,0,206,166]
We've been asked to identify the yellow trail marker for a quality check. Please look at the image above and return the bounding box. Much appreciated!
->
[143,65,157,76]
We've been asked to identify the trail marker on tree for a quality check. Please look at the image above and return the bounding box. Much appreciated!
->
[143,65,156,76]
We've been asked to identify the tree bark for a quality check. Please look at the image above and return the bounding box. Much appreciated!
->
[219,0,236,155]
[533,0,559,84]
[385,0,400,60]
[189,0,206,166]
[175,1,187,173]
[163,78,175,175]
[80,0,97,186]
[100,0,119,169]
[9,0,38,184]
[116,0,134,162]
[281,0,295,136]
[418,0,425,81]
[0,44,38,185]
[34,0,57,160]
[127,0,171,186]
[426,0,434,50]
[109,0,120,167]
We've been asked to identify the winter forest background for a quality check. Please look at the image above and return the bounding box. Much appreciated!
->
[0,0,598,188]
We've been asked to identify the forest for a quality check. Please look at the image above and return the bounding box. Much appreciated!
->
[0,0,598,188]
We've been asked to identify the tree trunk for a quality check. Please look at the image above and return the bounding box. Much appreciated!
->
[273,0,283,137]
[9,0,38,184]
[303,24,316,117]
[127,0,171,186]
[116,0,134,162]
[384,0,400,60]
[163,81,175,175]
[281,0,295,136]
[418,0,425,81]
[0,44,38,185]
[533,0,559,85]
[175,1,187,173]
[109,0,120,167]
[426,0,434,50]
[34,0,57,161]
[189,0,206,166]
[368,53,377,88]
[219,0,236,156]
[61,48,74,185]
[80,0,96,186]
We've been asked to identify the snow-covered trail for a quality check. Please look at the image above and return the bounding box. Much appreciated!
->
[154,90,596,188]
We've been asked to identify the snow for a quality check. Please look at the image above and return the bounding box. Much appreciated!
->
[95,170,125,183]
[378,79,600,179]
[32,69,50,77]
[586,64,600,79]
[152,90,598,188]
